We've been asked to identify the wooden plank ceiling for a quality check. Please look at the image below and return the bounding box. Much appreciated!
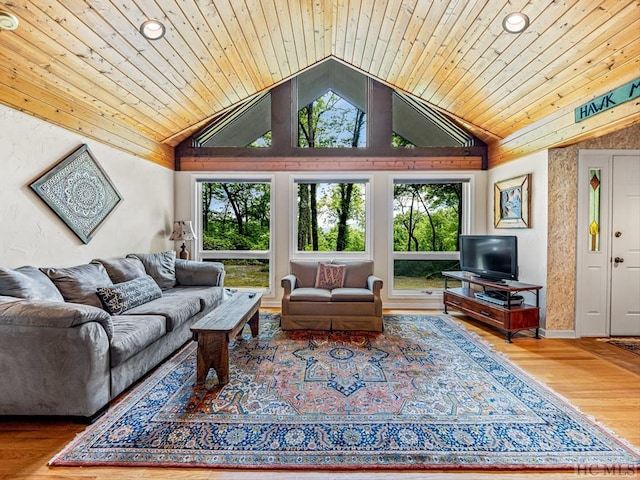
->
[0,0,638,169]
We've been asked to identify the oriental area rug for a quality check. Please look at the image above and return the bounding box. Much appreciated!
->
[605,338,640,356]
[50,314,640,471]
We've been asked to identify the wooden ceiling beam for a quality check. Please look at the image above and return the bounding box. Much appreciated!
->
[179,156,483,172]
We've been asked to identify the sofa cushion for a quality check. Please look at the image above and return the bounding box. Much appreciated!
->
[290,260,319,288]
[175,259,225,286]
[92,257,147,284]
[314,262,345,290]
[289,287,332,302]
[127,251,176,290]
[41,263,112,309]
[332,260,373,288]
[0,297,114,340]
[0,266,65,302]
[330,287,374,302]
[109,315,166,367]
[96,275,163,315]
[162,286,225,312]
[124,295,201,331]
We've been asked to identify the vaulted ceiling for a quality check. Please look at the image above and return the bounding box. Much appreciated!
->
[0,0,638,169]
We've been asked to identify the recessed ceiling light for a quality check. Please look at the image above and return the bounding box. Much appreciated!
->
[0,10,19,31]
[502,12,529,34]
[139,19,166,40]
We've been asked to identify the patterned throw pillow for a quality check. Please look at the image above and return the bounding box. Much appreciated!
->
[96,275,162,315]
[314,262,346,290]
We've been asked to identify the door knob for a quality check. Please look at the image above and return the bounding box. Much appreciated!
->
[614,257,624,264]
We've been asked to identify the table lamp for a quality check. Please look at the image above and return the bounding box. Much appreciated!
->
[169,220,197,260]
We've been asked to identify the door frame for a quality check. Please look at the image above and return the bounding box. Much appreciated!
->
[575,149,640,337]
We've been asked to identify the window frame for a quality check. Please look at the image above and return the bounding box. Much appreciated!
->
[192,174,275,294]
[388,174,472,297]
[290,173,373,261]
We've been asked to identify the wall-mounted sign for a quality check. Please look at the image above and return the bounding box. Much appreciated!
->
[575,78,640,123]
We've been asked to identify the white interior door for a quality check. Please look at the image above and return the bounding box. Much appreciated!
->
[610,154,640,336]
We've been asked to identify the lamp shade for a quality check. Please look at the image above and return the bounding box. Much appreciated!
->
[169,221,197,241]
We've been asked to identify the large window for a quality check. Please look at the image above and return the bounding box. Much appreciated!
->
[392,180,467,292]
[294,178,369,255]
[198,179,272,290]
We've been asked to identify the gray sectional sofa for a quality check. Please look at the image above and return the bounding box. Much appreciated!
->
[0,251,225,418]
[281,259,383,332]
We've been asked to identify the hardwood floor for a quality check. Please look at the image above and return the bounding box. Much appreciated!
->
[1,310,638,480]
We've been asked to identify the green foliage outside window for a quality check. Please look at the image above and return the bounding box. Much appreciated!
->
[297,182,365,252]
[298,91,366,148]
[201,182,270,251]
[393,183,462,286]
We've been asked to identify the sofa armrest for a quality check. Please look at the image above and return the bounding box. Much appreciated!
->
[0,296,114,340]
[175,259,225,287]
[367,275,383,295]
[281,274,297,294]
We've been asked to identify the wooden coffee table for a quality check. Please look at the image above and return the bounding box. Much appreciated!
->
[190,292,262,384]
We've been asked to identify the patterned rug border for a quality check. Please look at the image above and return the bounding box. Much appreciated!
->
[600,337,640,356]
[50,314,640,471]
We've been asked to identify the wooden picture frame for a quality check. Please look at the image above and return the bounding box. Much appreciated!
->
[494,174,531,228]
[30,144,122,244]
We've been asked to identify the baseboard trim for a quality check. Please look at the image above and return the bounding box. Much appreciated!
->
[540,328,577,339]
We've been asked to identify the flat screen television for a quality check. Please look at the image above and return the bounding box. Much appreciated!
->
[459,235,518,282]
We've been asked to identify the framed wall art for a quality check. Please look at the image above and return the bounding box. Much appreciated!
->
[494,173,531,228]
[30,144,122,244]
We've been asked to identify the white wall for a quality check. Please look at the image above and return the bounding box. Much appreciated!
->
[486,151,549,322]
[0,105,174,268]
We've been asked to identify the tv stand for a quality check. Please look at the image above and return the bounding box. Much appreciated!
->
[442,271,542,343]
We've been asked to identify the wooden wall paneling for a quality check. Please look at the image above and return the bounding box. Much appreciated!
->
[436,0,542,115]
[481,17,640,136]
[298,0,320,67]
[410,0,510,99]
[463,0,635,130]
[357,1,387,71]
[193,1,256,100]
[153,0,243,108]
[399,0,486,98]
[225,0,278,87]
[366,1,404,78]
[1,5,183,138]
[205,0,265,90]
[286,0,310,73]
[341,0,363,65]
[0,71,174,167]
[348,0,373,68]
[70,0,222,116]
[387,0,447,84]
[258,0,297,78]
[31,1,205,129]
[376,0,424,81]
[330,0,348,61]
[447,0,585,119]
[0,42,169,144]
[488,98,640,167]
[271,0,301,74]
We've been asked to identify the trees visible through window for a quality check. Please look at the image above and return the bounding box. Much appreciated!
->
[200,181,271,288]
[393,181,464,291]
[298,91,366,148]
[296,180,366,252]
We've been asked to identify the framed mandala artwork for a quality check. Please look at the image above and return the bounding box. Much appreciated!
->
[30,144,122,244]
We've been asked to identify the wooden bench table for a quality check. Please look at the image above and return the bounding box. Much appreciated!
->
[190,292,262,384]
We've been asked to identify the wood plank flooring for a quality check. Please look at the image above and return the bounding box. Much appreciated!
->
[1,310,638,480]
